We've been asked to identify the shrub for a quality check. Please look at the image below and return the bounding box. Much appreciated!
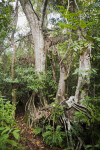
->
[0,95,24,150]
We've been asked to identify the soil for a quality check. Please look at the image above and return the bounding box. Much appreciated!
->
[16,114,63,150]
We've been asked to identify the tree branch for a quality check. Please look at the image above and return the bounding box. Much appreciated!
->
[41,0,48,28]
[49,35,68,47]
[19,0,39,21]
[74,0,79,11]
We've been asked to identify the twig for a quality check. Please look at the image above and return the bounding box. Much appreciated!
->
[59,40,71,64]
[74,0,79,11]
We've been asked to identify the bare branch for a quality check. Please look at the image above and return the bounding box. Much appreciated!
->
[41,0,48,28]
[49,36,68,47]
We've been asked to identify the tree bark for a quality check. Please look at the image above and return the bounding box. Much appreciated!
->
[74,44,91,104]
[19,0,46,73]
[49,50,57,83]
[56,64,66,103]
[56,49,73,103]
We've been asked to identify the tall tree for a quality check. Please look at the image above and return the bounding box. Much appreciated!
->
[19,0,67,125]
[11,0,18,118]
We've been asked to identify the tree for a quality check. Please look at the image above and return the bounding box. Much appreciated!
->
[11,0,18,118]
[19,0,68,125]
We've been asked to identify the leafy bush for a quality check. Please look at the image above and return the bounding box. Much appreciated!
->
[74,97,100,150]
[42,125,66,148]
[34,102,66,148]
[0,95,24,150]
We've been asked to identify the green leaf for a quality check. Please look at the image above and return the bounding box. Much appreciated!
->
[12,130,20,140]
[1,126,10,135]
[33,127,43,135]
[42,131,52,138]
[7,139,18,146]
[0,134,9,141]
[0,127,5,131]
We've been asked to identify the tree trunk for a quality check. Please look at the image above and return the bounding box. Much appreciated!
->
[19,0,48,125]
[49,50,57,83]
[11,0,18,118]
[56,64,66,103]
[74,44,91,104]
[11,37,17,118]
[64,43,91,150]
[19,0,46,73]
[56,49,73,103]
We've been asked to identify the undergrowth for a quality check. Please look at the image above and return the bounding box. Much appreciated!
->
[0,95,24,150]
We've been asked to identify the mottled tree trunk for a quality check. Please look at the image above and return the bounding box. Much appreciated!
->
[56,64,66,103]
[56,49,73,103]
[74,44,91,104]
[19,0,48,126]
[19,0,46,73]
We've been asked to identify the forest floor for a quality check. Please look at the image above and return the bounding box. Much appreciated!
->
[16,114,63,150]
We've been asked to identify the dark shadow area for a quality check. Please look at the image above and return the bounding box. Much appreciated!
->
[16,101,25,115]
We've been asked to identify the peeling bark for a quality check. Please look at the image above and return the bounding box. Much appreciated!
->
[56,64,66,103]
[19,0,46,73]
[75,44,91,104]
[56,50,73,103]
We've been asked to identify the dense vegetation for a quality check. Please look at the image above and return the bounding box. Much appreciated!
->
[0,0,100,149]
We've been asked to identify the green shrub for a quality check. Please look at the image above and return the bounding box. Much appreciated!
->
[0,95,24,150]
[42,125,66,148]
[74,97,100,150]
[34,102,66,148]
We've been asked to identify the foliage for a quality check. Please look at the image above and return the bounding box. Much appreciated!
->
[74,97,100,150]
[34,102,66,148]
[15,66,57,101]
[42,125,66,148]
[0,96,24,150]
[0,53,57,102]
[50,101,64,123]
[0,0,13,51]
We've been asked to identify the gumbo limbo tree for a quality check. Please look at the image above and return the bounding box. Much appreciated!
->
[19,0,68,124]
[19,0,91,126]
